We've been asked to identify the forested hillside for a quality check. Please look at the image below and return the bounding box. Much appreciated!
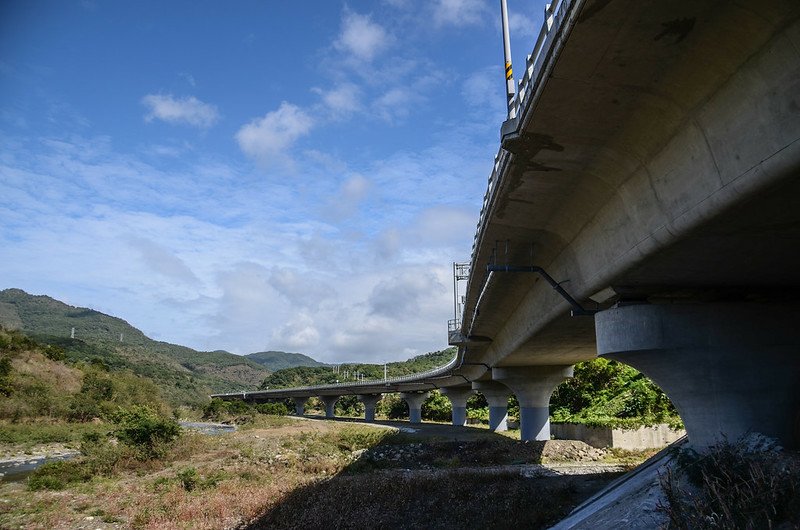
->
[259,348,456,389]
[0,289,270,406]
[245,350,326,371]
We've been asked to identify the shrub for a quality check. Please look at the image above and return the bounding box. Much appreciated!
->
[28,459,92,491]
[467,407,489,423]
[177,467,200,491]
[204,397,252,418]
[377,394,407,419]
[335,395,363,417]
[255,402,289,416]
[334,426,390,452]
[42,344,66,362]
[112,405,181,458]
[175,466,225,492]
[659,434,800,529]
[0,356,12,396]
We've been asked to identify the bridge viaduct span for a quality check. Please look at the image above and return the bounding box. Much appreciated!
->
[216,0,800,450]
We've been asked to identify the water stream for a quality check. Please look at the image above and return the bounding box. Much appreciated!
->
[0,422,237,484]
[0,453,77,483]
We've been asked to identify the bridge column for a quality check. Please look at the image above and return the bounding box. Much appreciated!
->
[292,397,309,416]
[358,394,382,422]
[472,381,510,432]
[597,303,800,449]
[319,395,340,419]
[400,392,429,424]
[492,366,573,441]
[440,387,473,426]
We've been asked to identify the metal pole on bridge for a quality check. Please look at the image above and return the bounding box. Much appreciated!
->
[500,0,517,119]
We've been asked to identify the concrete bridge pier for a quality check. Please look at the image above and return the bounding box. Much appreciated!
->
[400,392,429,424]
[320,395,340,419]
[472,381,510,432]
[358,394,382,422]
[292,397,309,416]
[492,366,573,441]
[597,303,800,450]
[440,387,473,426]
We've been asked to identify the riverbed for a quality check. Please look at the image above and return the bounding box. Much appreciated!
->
[0,421,236,483]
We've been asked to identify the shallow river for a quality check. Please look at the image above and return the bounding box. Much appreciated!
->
[0,422,236,483]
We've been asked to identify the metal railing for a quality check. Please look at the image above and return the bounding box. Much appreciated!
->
[463,0,576,334]
[512,0,568,121]
[471,0,573,261]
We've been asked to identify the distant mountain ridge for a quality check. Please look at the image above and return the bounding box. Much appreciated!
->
[245,350,326,371]
[0,288,278,405]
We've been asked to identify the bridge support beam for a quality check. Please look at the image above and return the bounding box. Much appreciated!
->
[358,394,382,422]
[292,397,309,416]
[440,387,473,426]
[597,303,800,449]
[492,366,573,441]
[400,392,429,424]
[320,395,339,419]
[472,381,511,432]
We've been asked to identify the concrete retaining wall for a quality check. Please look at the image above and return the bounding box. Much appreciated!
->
[552,423,685,450]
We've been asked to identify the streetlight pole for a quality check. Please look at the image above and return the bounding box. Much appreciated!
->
[500,0,517,119]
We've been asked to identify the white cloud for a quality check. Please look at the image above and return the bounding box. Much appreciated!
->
[269,267,334,310]
[411,205,476,247]
[313,83,362,118]
[272,314,320,350]
[325,173,371,220]
[127,236,200,285]
[141,94,219,128]
[509,12,538,39]
[372,87,418,123]
[462,66,501,109]
[369,270,445,319]
[335,11,391,62]
[433,0,490,27]
[235,102,313,165]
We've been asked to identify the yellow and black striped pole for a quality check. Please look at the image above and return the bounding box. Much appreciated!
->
[501,0,517,119]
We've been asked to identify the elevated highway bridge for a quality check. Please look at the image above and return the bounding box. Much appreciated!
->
[216,0,800,449]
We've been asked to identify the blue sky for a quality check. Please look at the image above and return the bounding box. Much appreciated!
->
[1,0,547,362]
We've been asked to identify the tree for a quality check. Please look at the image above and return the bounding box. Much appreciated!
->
[422,390,451,422]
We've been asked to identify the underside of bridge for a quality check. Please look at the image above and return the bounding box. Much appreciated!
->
[459,0,800,446]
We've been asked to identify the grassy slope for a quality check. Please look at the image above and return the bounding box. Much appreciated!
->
[0,327,170,443]
[0,289,270,406]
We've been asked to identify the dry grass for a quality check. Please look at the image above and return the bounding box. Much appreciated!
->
[0,419,382,529]
[0,418,622,529]
[11,351,82,394]
[658,437,800,529]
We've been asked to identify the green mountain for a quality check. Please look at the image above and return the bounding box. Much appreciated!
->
[245,350,326,371]
[0,288,270,406]
[259,348,456,389]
